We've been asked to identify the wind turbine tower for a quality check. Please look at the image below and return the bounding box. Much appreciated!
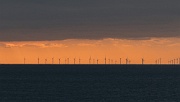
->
[74,58,76,64]
[155,60,157,64]
[142,58,144,65]
[172,60,174,65]
[126,58,128,64]
[177,58,178,64]
[111,59,113,64]
[45,59,47,64]
[67,58,69,64]
[129,60,131,64]
[24,58,26,64]
[89,56,91,64]
[105,57,106,64]
[59,58,61,64]
[52,57,54,64]
[38,57,39,64]
[120,58,121,64]
[79,58,81,64]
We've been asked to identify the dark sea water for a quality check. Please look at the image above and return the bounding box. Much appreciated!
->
[0,64,180,102]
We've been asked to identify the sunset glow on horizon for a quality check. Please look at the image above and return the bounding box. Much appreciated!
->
[0,37,179,64]
[0,1,180,65]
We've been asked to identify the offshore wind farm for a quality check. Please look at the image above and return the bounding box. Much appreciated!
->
[0,0,180,101]
[16,57,180,65]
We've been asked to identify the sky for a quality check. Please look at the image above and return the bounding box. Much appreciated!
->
[0,0,180,64]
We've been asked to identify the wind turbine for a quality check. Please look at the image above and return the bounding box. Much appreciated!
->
[142,58,144,65]
[105,56,106,64]
[129,60,131,64]
[38,57,39,64]
[97,59,99,64]
[126,58,128,64]
[172,60,174,64]
[120,58,121,64]
[74,57,76,64]
[111,59,113,64]
[155,60,157,64]
[89,56,91,64]
[45,59,47,64]
[177,58,178,64]
[52,57,54,64]
[24,58,26,64]
[79,58,81,64]
[67,58,69,64]
[59,58,61,64]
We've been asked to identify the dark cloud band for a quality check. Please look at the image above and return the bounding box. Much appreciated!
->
[0,0,180,41]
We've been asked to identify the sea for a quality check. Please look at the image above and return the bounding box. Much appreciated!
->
[0,64,179,102]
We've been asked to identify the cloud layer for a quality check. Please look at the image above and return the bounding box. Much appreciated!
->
[0,0,180,41]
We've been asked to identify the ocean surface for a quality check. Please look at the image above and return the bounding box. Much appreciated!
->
[0,64,180,102]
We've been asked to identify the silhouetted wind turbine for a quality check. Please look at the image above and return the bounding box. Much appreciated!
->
[74,58,76,64]
[89,56,91,64]
[45,59,47,64]
[79,58,81,64]
[52,57,54,64]
[172,60,174,64]
[155,60,157,64]
[126,58,128,64]
[97,59,99,64]
[129,60,131,64]
[105,56,106,64]
[59,58,61,64]
[24,58,26,64]
[177,58,178,64]
[111,59,113,64]
[170,60,172,64]
[142,58,144,65]
[120,58,121,64]
[38,57,39,64]
[67,58,69,64]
